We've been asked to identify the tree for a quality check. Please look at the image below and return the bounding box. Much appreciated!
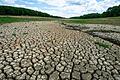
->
[70,5,120,19]
[0,5,62,18]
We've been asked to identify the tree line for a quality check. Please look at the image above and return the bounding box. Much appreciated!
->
[0,6,62,18]
[71,5,120,19]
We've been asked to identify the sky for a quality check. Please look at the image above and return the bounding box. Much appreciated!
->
[0,0,120,18]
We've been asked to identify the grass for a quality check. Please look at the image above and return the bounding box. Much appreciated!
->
[12,33,16,37]
[95,42,111,48]
[23,32,28,35]
[85,30,120,33]
[0,16,57,24]
[0,16,120,26]
[62,17,120,26]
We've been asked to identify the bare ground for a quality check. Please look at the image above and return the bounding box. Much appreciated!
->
[0,21,120,80]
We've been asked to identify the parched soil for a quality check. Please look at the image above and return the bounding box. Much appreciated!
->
[64,23,120,46]
[0,21,120,80]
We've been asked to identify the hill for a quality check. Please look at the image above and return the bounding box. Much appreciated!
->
[71,5,120,19]
[0,6,62,18]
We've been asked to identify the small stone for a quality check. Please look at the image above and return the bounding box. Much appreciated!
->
[40,48,46,52]
[0,73,5,79]
[87,67,94,73]
[93,60,98,65]
[14,70,21,76]
[37,75,47,80]
[30,75,36,80]
[114,65,120,70]
[45,67,54,74]
[113,74,120,80]
[27,67,34,75]
[37,54,44,60]
[21,59,32,67]
[17,73,27,80]
[103,61,110,65]
[93,74,98,79]
[40,68,46,74]
[61,61,67,66]
[102,71,109,78]
[80,67,87,73]
[49,71,59,80]
[34,63,42,70]
[101,58,105,61]
[73,59,80,64]
[4,65,13,74]
[82,73,92,80]
[44,56,51,64]
[56,63,64,72]
[8,72,14,78]
[96,70,102,76]
[108,75,114,80]
[112,69,119,74]
[6,69,13,75]
[99,76,104,80]
[2,61,9,66]
[92,78,97,80]
[64,67,72,73]
[72,71,80,79]
[60,72,70,79]
[97,64,102,70]
[6,58,13,62]
[80,62,85,66]
[13,52,19,58]
[0,64,4,69]
[41,75,48,80]
[89,60,94,65]
[21,68,27,73]
[32,58,38,63]
[26,75,30,80]
[33,71,39,76]
[74,65,80,71]
[102,66,106,71]
[98,59,103,65]
[39,60,45,66]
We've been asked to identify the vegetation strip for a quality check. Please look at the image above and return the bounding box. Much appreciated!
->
[0,16,56,24]
[85,30,120,33]
[89,33,120,46]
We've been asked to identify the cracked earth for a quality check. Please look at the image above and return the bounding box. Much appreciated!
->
[0,21,120,80]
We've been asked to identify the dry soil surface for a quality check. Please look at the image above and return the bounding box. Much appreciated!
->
[0,21,120,80]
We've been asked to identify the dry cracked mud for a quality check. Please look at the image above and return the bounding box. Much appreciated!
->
[64,23,120,46]
[0,21,120,80]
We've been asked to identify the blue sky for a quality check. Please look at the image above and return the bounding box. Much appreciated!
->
[0,0,120,18]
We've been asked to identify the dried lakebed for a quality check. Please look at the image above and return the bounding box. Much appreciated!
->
[64,23,120,46]
[0,21,120,80]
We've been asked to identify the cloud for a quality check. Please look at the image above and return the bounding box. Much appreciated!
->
[38,0,67,7]
[0,0,120,17]
[37,0,120,17]
[2,0,16,4]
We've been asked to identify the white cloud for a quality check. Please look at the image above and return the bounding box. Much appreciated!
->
[13,4,26,7]
[13,4,43,12]
[1,0,120,17]
[38,0,81,7]
[3,0,16,4]
[37,0,120,18]
[38,0,67,7]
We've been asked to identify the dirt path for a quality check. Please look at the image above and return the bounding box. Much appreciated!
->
[0,21,120,80]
